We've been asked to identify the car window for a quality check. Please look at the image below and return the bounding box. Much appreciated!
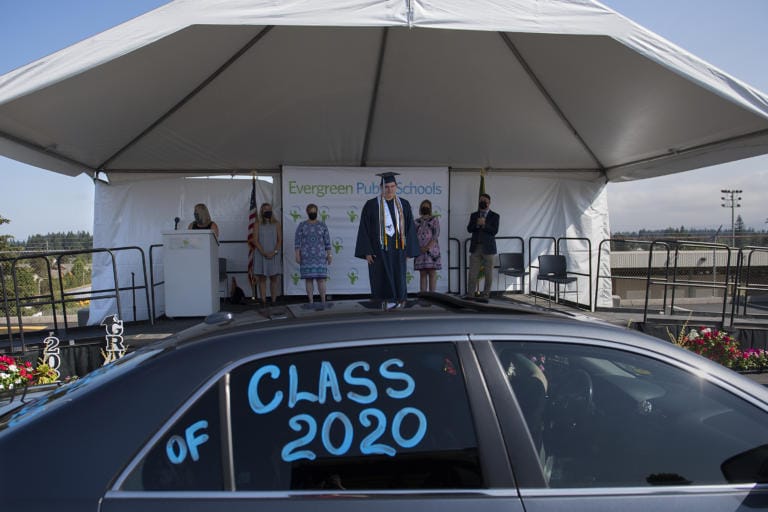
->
[492,341,768,488]
[229,342,482,490]
[122,384,223,491]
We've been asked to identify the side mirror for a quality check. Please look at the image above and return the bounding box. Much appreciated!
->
[721,444,768,483]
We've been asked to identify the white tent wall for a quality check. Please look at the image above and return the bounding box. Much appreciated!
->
[90,175,277,325]
[448,171,612,307]
[89,168,612,325]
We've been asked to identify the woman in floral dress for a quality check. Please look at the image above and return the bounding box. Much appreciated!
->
[414,199,441,292]
[294,203,332,303]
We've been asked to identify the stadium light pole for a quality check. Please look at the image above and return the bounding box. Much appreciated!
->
[720,189,742,247]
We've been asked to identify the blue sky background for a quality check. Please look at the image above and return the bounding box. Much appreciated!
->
[1,0,767,240]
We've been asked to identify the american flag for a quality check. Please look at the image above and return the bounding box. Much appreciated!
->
[247,176,257,288]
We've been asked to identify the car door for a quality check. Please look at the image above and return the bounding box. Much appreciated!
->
[473,336,768,512]
[102,338,526,512]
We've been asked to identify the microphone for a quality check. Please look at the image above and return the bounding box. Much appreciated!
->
[174,217,180,230]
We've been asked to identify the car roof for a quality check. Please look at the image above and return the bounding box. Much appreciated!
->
[160,293,666,359]
[146,293,768,402]
[165,293,598,346]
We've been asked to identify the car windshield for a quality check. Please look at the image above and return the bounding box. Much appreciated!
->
[0,347,162,432]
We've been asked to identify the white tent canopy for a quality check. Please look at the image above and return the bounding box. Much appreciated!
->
[1,0,767,181]
[2,0,768,323]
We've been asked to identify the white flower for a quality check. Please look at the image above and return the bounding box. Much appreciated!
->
[688,329,699,340]
[0,372,8,379]
[8,364,17,372]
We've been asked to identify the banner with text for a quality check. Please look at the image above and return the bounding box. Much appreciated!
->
[282,167,449,295]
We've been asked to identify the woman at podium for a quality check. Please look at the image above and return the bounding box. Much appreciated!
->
[188,203,220,239]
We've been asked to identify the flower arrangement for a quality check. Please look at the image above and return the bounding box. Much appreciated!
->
[0,355,34,391]
[673,326,768,372]
[33,359,60,385]
[0,355,76,393]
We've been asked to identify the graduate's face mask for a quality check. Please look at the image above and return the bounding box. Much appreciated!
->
[382,182,397,200]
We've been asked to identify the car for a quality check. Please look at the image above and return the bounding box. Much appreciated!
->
[2,294,768,511]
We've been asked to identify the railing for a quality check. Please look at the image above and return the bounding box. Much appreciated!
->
[148,243,163,319]
[527,236,557,273]
[735,246,768,320]
[1,247,151,352]
[558,237,592,311]
[456,234,592,309]
[595,239,670,313]
[4,239,768,348]
[447,237,461,295]
[643,241,732,325]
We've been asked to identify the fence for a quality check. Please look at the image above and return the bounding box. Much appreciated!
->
[1,247,150,352]
[4,237,768,351]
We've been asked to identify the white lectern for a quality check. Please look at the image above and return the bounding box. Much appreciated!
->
[163,230,220,317]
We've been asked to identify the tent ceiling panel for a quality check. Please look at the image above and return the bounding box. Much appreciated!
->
[0,0,767,181]
[364,28,598,170]
[511,32,768,170]
[0,25,261,174]
[112,26,382,170]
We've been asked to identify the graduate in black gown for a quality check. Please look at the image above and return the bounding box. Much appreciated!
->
[355,172,420,307]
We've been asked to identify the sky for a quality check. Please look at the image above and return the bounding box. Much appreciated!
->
[0,0,767,240]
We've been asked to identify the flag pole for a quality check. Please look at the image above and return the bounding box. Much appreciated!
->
[476,168,487,294]
[247,171,258,300]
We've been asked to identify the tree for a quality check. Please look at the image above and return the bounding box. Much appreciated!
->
[1,214,15,315]
[0,213,12,253]
[0,215,38,316]
[28,255,53,277]
[71,258,87,287]
[14,266,38,308]
[735,215,746,246]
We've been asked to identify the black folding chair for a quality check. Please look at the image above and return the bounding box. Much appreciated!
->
[535,254,578,306]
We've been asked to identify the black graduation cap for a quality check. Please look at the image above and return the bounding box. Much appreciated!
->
[376,171,400,185]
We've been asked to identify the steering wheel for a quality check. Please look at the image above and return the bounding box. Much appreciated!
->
[551,368,595,428]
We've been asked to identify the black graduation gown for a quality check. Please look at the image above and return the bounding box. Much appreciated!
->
[354,196,420,301]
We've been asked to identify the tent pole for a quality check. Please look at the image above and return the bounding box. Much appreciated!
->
[361,28,390,167]
[0,129,93,174]
[497,32,606,179]
[606,128,768,175]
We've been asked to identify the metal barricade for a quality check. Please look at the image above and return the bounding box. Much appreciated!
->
[0,246,151,352]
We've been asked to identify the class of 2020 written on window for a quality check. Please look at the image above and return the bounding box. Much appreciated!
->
[165,355,431,467]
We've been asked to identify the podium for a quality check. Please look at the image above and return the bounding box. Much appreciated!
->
[162,230,220,317]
